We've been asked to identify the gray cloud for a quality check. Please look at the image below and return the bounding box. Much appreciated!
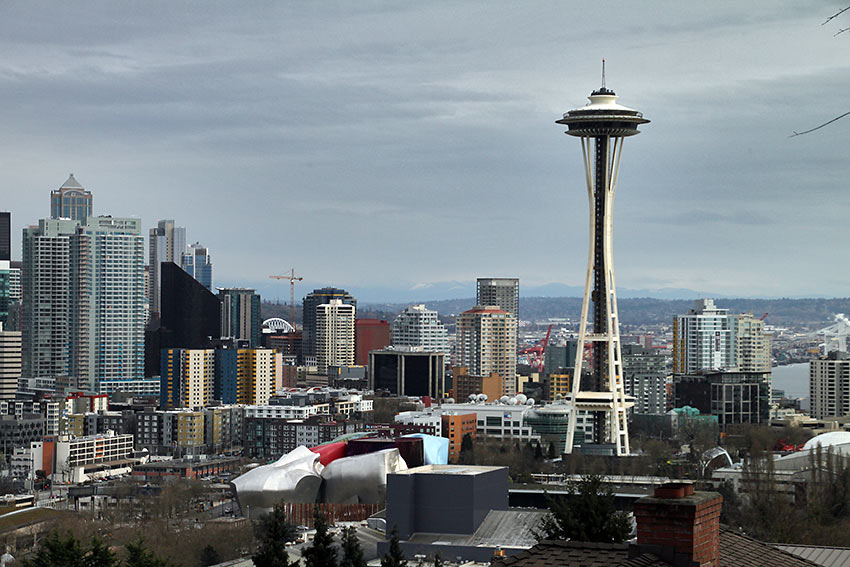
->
[1,2,848,300]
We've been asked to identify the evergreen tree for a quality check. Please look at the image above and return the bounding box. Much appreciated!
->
[458,434,474,464]
[303,508,338,567]
[339,526,365,567]
[533,442,543,460]
[536,474,631,544]
[380,526,407,567]
[124,537,171,567]
[22,532,119,567]
[198,545,221,567]
[253,504,297,567]
[432,552,443,567]
[547,442,557,460]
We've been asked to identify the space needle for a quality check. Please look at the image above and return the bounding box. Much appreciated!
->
[556,62,648,456]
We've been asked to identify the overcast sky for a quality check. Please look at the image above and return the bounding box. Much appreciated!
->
[2,2,848,303]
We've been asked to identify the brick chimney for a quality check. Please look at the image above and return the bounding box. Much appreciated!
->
[631,482,723,567]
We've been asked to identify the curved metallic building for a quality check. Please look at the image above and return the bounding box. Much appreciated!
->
[321,448,408,504]
[231,446,324,516]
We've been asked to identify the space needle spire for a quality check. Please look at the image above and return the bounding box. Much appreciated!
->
[556,67,649,456]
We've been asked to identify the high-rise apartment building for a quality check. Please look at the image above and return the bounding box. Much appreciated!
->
[476,278,519,317]
[50,174,92,221]
[181,241,213,290]
[0,261,20,331]
[7,262,20,302]
[219,288,261,347]
[0,328,21,400]
[70,216,145,393]
[160,348,215,409]
[731,314,771,373]
[622,344,669,415]
[390,304,450,353]
[673,300,770,375]
[22,218,78,380]
[810,352,850,420]
[672,299,734,374]
[455,306,517,396]
[302,288,356,360]
[316,299,355,374]
[0,262,10,330]
[148,219,186,318]
[213,347,276,405]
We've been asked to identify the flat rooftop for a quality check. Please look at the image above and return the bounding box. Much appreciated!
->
[407,509,547,549]
[393,464,506,476]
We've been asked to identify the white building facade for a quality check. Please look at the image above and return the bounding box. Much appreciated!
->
[673,299,734,374]
[316,299,355,374]
[390,304,450,353]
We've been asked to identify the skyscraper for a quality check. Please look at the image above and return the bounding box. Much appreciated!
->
[0,262,10,330]
[219,288,261,347]
[160,348,214,410]
[455,306,517,396]
[302,288,356,362]
[557,71,647,455]
[390,304,450,353]
[144,262,221,377]
[148,219,186,318]
[315,299,355,374]
[476,278,519,317]
[622,344,669,415]
[22,218,79,380]
[0,212,10,261]
[0,327,21,400]
[50,174,92,221]
[181,241,213,290]
[810,351,850,420]
[731,313,771,373]
[70,216,145,393]
[672,299,734,374]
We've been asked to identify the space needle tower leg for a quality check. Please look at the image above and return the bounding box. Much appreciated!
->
[556,64,648,456]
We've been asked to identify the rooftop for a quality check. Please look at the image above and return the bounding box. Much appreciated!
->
[394,464,505,476]
[495,528,821,567]
[408,509,547,550]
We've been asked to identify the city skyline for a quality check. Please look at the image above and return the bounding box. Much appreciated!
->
[2,4,849,301]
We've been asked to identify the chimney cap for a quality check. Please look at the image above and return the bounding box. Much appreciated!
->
[653,481,695,499]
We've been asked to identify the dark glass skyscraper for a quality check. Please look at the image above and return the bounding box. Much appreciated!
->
[0,212,10,261]
[144,262,221,377]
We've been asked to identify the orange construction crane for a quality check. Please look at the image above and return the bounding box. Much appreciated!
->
[759,313,769,321]
[269,268,303,331]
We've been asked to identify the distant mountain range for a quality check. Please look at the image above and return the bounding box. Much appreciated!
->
[263,295,850,329]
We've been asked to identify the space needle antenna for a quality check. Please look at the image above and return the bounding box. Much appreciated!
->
[601,59,606,89]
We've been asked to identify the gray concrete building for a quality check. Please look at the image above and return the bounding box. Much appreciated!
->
[380,464,545,562]
[622,344,669,415]
[476,278,519,317]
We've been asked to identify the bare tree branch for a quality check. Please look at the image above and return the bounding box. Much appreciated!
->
[835,26,850,36]
[789,110,850,137]
[823,6,850,25]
